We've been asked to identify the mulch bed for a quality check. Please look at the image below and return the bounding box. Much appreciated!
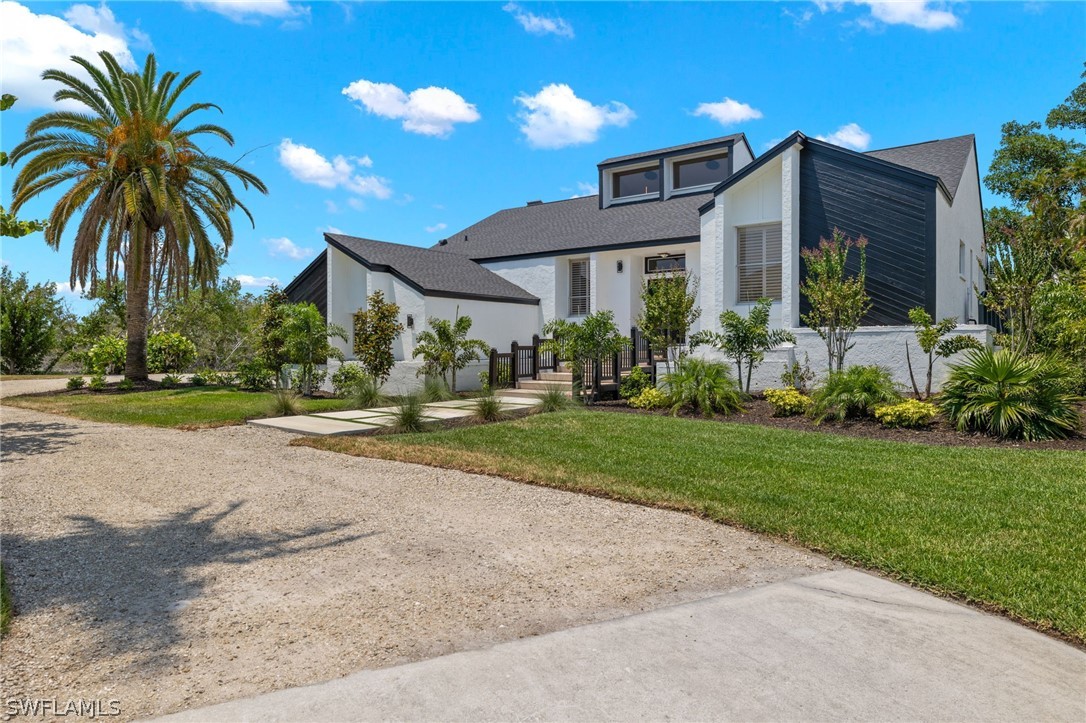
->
[592,398,1086,452]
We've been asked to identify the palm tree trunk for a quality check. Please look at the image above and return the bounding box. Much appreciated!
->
[125,229,153,381]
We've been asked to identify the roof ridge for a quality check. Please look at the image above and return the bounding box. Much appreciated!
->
[866,134,974,154]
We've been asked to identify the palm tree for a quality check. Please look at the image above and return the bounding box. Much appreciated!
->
[412,309,488,393]
[8,51,267,380]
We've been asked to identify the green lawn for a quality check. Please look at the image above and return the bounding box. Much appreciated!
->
[300,410,1086,644]
[5,387,352,428]
[0,563,12,637]
[0,374,70,381]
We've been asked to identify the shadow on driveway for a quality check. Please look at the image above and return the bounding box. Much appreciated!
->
[3,502,377,671]
[1,419,82,461]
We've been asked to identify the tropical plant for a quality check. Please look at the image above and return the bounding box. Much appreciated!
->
[800,229,871,372]
[352,290,404,384]
[331,363,370,398]
[117,379,135,391]
[280,302,347,396]
[692,298,796,393]
[258,286,292,387]
[763,387,813,417]
[146,332,197,373]
[809,365,900,423]
[536,385,570,413]
[619,366,653,399]
[236,360,273,391]
[874,400,939,429]
[663,358,745,418]
[66,376,85,390]
[421,376,456,403]
[904,308,984,400]
[412,309,488,393]
[565,310,629,403]
[1,94,47,238]
[940,348,1083,440]
[391,394,429,433]
[268,389,303,417]
[628,386,669,410]
[85,335,126,374]
[472,393,507,423]
[8,52,268,380]
[88,374,106,391]
[636,271,701,372]
[0,267,74,373]
[159,373,181,389]
[540,318,579,363]
[189,370,208,386]
[780,352,815,394]
[349,374,386,409]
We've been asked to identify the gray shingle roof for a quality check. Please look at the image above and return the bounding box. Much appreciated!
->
[436,192,711,261]
[865,134,975,200]
[599,134,746,165]
[325,233,538,304]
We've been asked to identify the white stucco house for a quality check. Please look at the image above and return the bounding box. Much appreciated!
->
[285,131,991,391]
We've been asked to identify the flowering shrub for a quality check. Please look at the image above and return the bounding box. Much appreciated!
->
[763,387,813,417]
[629,387,669,409]
[874,399,939,429]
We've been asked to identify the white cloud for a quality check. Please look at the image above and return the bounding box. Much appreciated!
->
[342,80,480,137]
[692,97,763,126]
[424,222,447,233]
[0,1,142,109]
[347,198,366,211]
[53,280,85,296]
[502,2,574,38]
[324,200,340,214]
[515,83,635,150]
[232,274,279,288]
[320,225,344,235]
[277,139,392,199]
[185,0,308,24]
[816,123,872,151]
[263,236,313,261]
[569,181,598,198]
[816,1,961,30]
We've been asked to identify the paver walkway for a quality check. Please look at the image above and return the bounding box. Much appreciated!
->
[248,393,542,435]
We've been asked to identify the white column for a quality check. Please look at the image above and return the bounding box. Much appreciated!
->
[780,143,803,328]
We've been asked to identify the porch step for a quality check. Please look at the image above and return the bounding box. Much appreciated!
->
[517,378,573,391]
[537,371,573,382]
[500,387,573,399]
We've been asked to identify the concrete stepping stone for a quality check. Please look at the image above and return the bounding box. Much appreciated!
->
[249,416,380,436]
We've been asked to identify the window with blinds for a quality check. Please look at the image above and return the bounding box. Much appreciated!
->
[737,224,783,303]
[570,258,590,316]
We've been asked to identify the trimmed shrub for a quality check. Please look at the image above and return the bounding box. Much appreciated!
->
[189,371,208,386]
[331,363,369,398]
[159,374,182,389]
[147,332,197,373]
[117,379,135,391]
[237,360,274,391]
[88,373,106,391]
[664,358,745,417]
[940,348,1083,440]
[85,335,125,374]
[629,387,669,410]
[66,376,85,390]
[619,366,653,400]
[810,365,900,423]
[764,387,813,417]
[874,400,938,429]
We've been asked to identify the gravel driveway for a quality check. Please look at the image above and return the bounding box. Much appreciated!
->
[0,405,834,720]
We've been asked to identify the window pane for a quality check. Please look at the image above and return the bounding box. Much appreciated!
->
[674,153,729,189]
[570,259,590,316]
[613,167,660,198]
[737,223,783,302]
[645,254,686,273]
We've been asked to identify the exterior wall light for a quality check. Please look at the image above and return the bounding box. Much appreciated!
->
[617,260,624,274]
[406,314,414,328]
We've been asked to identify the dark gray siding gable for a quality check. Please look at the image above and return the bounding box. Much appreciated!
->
[799,144,937,325]
[284,251,327,318]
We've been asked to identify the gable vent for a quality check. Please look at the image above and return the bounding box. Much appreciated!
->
[526,200,543,206]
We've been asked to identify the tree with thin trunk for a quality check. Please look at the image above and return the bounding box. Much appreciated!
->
[412,308,488,393]
[800,229,871,372]
[691,298,796,393]
[8,51,267,380]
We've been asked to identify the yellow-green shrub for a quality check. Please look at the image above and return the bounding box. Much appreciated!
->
[629,387,669,409]
[874,399,938,429]
[763,387,812,417]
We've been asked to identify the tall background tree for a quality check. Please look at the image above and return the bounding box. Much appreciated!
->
[8,51,267,380]
[0,267,75,374]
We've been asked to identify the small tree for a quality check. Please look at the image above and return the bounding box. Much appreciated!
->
[541,318,579,363]
[352,290,404,384]
[280,302,347,396]
[412,308,488,392]
[636,272,701,373]
[692,298,796,393]
[258,286,292,388]
[904,307,983,400]
[0,268,73,373]
[567,310,629,403]
[800,229,871,372]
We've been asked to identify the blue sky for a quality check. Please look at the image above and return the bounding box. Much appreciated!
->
[1,0,1082,313]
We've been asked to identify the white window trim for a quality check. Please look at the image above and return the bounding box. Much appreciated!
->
[664,149,730,198]
[736,222,784,304]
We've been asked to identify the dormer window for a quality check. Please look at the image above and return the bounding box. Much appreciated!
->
[674,152,729,190]
[612,166,660,199]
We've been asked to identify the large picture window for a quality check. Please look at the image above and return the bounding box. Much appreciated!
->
[674,153,729,189]
[570,258,590,316]
[737,224,783,303]
[612,166,660,198]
